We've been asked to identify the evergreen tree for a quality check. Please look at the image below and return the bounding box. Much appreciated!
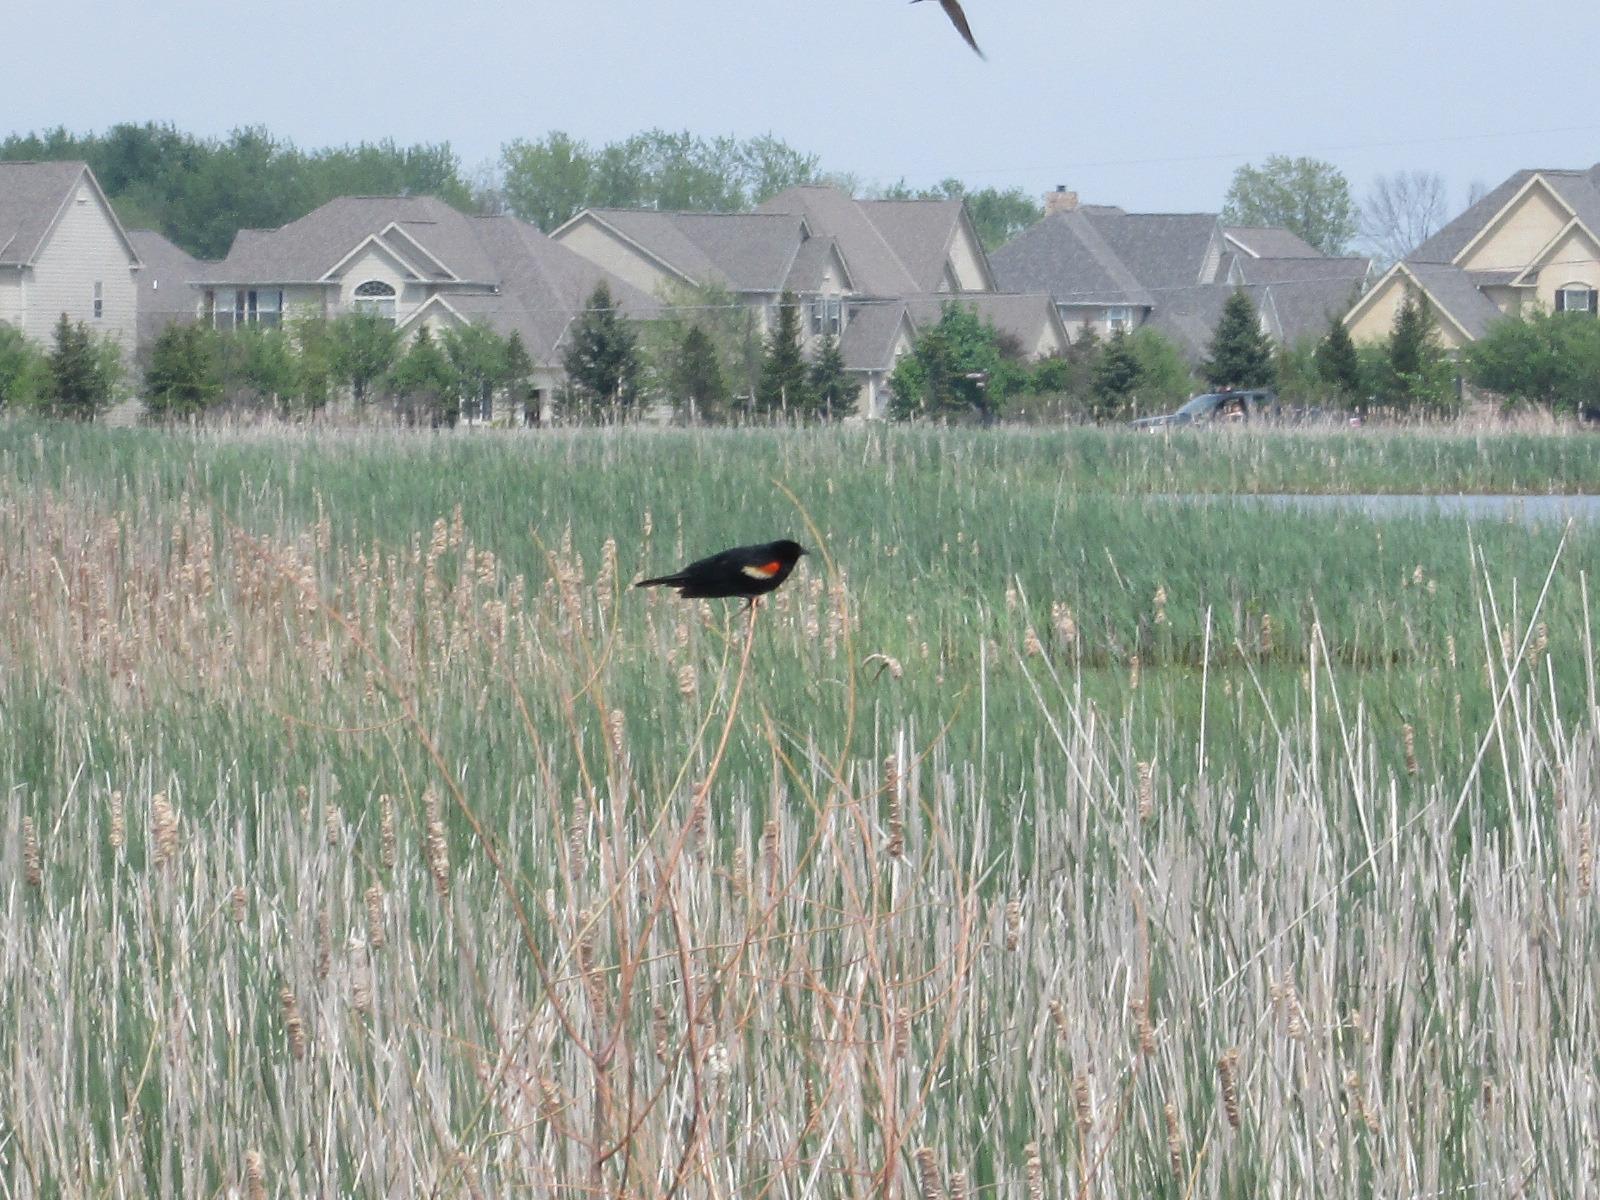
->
[144,323,223,420]
[1090,329,1141,420]
[46,313,117,419]
[1386,287,1456,414]
[672,324,730,421]
[887,304,1012,423]
[756,292,813,416]
[329,312,401,407]
[387,327,458,425]
[1313,313,1363,400]
[562,281,640,419]
[502,331,536,423]
[807,334,853,420]
[1203,290,1277,389]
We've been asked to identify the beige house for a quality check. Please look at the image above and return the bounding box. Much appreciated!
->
[553,184,1060,415]
[1345,164,1600,347]
[0,161,142,356]
[189,195,656,413]
[991,187,1371,358]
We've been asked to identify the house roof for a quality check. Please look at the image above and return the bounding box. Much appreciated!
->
[1224,226,1323,258]
[1083,212,1222,290]
[904,292,1066,356]
[572,209,808,293]
[1400,262,1506,339]
[782,235,850,292]
[840,300,913,372]
[756,186,920,294]
[0,160,140,269]
[1235,255,1371,285]
[198,194,658,367]
[1404,167,1600,267]
[128,230,206,313]
[989,210,1154,307]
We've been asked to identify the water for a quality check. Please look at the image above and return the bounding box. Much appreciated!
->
[1169,493,1600,526]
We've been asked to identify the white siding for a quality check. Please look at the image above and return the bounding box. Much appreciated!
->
[945,221,992,292]
[23,183,138,355]
[0,273,24,329]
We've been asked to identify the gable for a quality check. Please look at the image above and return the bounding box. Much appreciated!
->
[325,234,428,284]
[1343,266,1474,349]
[944,213,994,291]
[1458,177,1574,271]
[1527,223,1600,309]
[551,213,688,295]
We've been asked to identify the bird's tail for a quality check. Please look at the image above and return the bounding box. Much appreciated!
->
[634,573,685,589]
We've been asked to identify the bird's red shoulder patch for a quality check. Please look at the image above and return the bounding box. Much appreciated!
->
[741,561,783,580]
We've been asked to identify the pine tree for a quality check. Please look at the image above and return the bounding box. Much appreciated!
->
[1091,329,1141,420]
[806,334,853,420]
[145,323,223,420]
[672,324,729,421]
[562,281,640,419]
[1203,290,1277,389]
[502,330,536,423]
[1313,313,1363,400]
[46,313,117,419]
[1386,287,1455,414]
[755,291,813,416]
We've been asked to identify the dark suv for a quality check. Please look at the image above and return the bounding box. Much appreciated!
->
[1130,389,1279,430]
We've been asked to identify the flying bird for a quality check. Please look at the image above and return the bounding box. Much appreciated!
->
[913,0,984,58]
[635,539,808,605]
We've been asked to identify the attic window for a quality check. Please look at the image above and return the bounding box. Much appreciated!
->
[353,279,397,322]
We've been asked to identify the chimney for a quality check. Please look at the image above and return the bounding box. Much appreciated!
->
[1045,185,1079,215]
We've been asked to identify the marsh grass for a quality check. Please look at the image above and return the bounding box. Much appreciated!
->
[1,422,1598,1196]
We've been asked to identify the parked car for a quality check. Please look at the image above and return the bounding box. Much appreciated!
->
[1130,388,1278,430]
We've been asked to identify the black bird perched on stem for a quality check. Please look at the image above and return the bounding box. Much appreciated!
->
[913,0,984,58]
[635,539,808,606]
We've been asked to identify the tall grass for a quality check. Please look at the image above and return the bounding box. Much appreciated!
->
[1,422,1597,1196]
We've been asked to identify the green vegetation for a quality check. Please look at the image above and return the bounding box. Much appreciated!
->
[1204,289,1277,389]
[1466,308,1600,414]
[1,422,1597,1196]
[1222,154,1358,255]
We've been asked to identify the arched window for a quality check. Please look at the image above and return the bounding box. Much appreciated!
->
[353,279,397,322]
[1555,283,1597,315]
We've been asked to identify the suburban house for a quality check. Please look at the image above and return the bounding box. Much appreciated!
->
[126,229,205,357]
[990,187,1372,359]
[1344,163,1600,348]
[0,160,142,356]
[188,195,657,414]
[552,184,1060,416]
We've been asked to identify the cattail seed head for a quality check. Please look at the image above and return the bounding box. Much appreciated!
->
[109,790,125,850]
[884,754,905,858]
[1153,584,1168,626]
[21,817,41,889]
[1260,612,1274,656]
[1023,626,1044,657]
[379,794,396,870]
[1129,653,1141,690]
[652,1003,671,1064]
[1023,1142,1044,1200]
[316,909,332,981]
[1004,899,1023,951]
[365,883,386,948]
[915,1147,944,1200]
[280,987,307,1060]
[1052,601,1077,644]
[607,708,626,761]
[1218,1049,1242,1129]
[892,1004,911,1060]
[244,1150,267,1200]
[677,664,697,698]
[1578,819,1593,896]
[948,1171,969,1200]
[1403,724,1418,776]
[230,885,247,925]
[423,788,449,897]
[151,794,179,868]
[1132,997,1156,1056]
[1048,999,1070,1049]
[1164,1102,1184,1179]
[1073,1074,1094,1136]
[1137,761,1154,821]
[325,806,342,848]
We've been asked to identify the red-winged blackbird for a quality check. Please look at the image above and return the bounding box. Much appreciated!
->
[912,0,984,58]
[635,539,808,603]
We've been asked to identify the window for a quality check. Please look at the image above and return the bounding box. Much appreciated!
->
[353,280,397,322]
[809,296,842,336]
[1107,306,1134,334]
[206,288,284,331]
[1556,285,1597,314]
[93,281,103,319]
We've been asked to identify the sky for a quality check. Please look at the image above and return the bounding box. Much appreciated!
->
[7,0,1599,219]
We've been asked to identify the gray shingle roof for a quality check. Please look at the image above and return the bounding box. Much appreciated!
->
[1224,226,1323,258]
[1084,212,1222,290]
[1407,172,1536,264]
[1236,255,1371,285]
[128,229,207,349]
[989,210,1153,307]
[579,209,807,293]
[756,186,919,295]
[840,300,911,372]
[860,197,984,291]
[1400,262,1506,340]
[0,160,138,268]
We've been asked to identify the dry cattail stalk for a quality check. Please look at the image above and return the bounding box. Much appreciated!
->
[325,806,342,848]
[295,784,310,818]
[1344,1070,1380,1133]
[21,817,41,889]
[379,794,396,870]
[1047,999,1070,1049]
[1129,653,1141,691]
[230,885,248,925]
[884,754,905,858]
[948,1171,969,1200]
[761,819,781,891]
[151,794,180,868]
[1137,761,1154,821]
[280,987,307,1060]
[1072,1074,1094,1136]
[1218,1049,1242,1129]
[1403,724,1418,776]
[350,942,373,1015]
[1023,1142,1044,1200]
[1131,997,1156,1056]
[365,883,386,948]
[1529,621,1549,665]
[109,790,125,850]
[1153,585,1168,626]
[567,805,587,867]
[652,1003,672,1064]
[686,792,708,858]
[1260,613,1274,656]
[244,1149,267,1200]
[1164,1102,1184,1179]
[423,788,449,897]
[1004,899,1023,952]
[316,909,332,981]
[915,1147,944,1200]
[1578,819,1593,896]
[537,1076,564,1121]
